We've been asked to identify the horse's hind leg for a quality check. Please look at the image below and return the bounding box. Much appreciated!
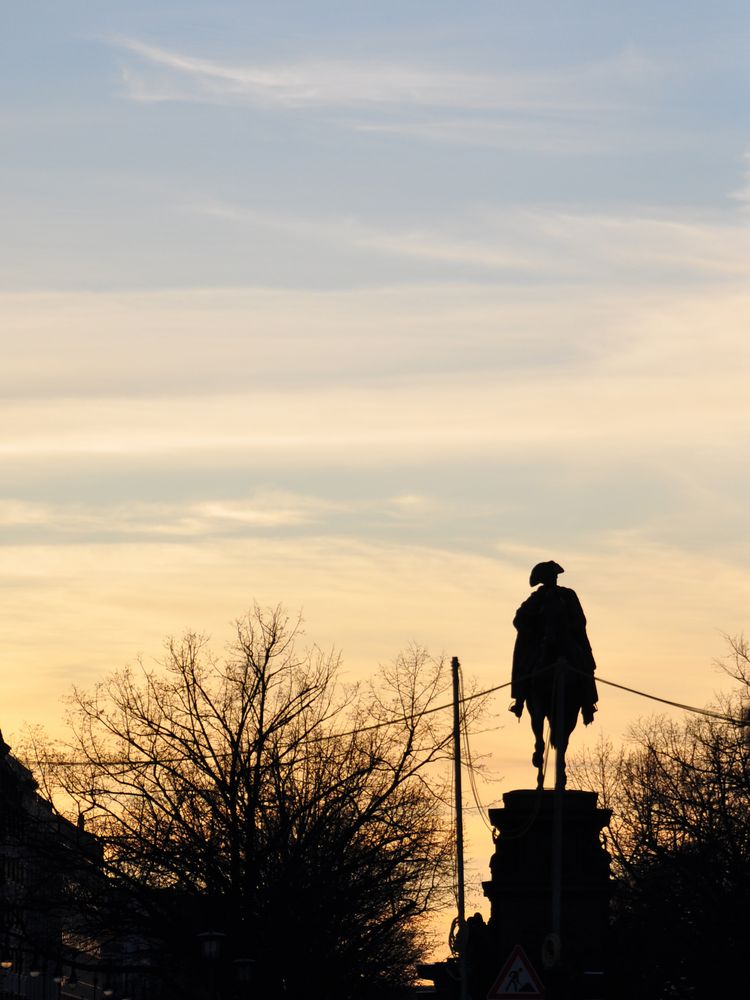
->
[530,712,545,786]
[534,743,545,788]
[554,717,575,789]
[555,703,580,790]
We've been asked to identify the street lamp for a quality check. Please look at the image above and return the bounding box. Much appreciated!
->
[197,931,226,1000]
[0,938,12,970]
[197,931,226,962]
[232,958,256,985]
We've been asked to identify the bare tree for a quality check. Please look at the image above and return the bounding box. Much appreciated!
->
[21,607,461,998]
[569,637,750,998]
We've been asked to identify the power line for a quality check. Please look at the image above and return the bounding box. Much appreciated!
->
[592,674,741,723]
[31,683,510,768]
[26,670,743,770]
[458,665,495,834]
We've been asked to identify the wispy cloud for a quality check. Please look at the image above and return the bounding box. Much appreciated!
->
[110,36,681,160]
[2,351,748,469]
[0,501,55,527]
[114,36,560,110]
[192,199,536,271]
[189,198,750,281]
[112,35,657,115]
[350,116,607,154]
[2,277,749,408]
[0,492,450,547]
[349,115,699,155]
[0,492,346,540]
[517,208,750,279]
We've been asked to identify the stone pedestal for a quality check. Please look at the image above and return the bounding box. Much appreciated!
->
[481,789,611,998]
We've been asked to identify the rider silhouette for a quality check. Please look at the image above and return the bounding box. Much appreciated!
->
[510,561,597,724]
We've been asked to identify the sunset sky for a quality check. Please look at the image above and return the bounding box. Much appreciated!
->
[3,1,750,927]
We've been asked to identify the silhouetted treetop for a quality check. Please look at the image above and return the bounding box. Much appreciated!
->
[20,605,474,999]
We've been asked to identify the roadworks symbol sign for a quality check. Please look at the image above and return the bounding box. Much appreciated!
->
[487,944,545,997]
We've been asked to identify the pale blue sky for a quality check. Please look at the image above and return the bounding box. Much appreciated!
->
[2,1,750,929]
[3,2,749,291]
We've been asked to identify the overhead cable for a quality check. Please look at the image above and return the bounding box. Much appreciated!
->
[28,669,744,770]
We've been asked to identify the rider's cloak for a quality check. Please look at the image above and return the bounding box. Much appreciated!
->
[511,584,598,708]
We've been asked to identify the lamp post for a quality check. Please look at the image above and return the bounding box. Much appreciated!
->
[0,935,12,970]
[232,958,256,997]
[197,932,226,962]
[197,931,226,1000]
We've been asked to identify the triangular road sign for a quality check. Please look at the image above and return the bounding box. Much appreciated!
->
[487,944,545,997]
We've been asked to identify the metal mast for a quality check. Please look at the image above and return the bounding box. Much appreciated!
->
[451,655,469,1000]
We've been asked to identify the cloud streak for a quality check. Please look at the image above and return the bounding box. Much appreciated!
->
[187,199,750,282]
[2,361,747,469]
[114,36,575,111]
[0,492,449,552]
[0,492,347,539]
[2,280,748,410]
[112,35,660,116]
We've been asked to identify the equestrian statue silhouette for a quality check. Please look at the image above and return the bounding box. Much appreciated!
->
[510,561,598,789]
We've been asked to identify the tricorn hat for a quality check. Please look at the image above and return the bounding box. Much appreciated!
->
[529,560,564,586]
